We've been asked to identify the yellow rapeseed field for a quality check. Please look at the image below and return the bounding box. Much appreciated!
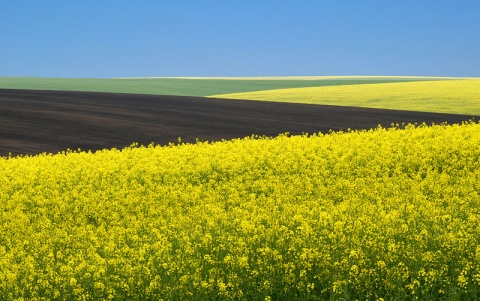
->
[1,122,480,300]
[210,79,480,116]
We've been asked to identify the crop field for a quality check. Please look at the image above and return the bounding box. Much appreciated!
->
[1,76,480,300]
[211,78,480,116]
[0,89,475,157]
[3,76,478,115]
[1,121,480,300]
[0,76,447,97]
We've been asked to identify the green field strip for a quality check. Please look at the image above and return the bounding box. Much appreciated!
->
[0,76,446,97]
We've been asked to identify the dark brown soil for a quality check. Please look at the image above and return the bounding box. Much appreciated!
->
[0,89,476,157]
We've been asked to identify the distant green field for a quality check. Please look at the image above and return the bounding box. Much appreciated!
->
[0,76,445,97]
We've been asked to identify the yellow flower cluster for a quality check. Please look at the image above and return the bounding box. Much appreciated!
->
[1,121,480,300]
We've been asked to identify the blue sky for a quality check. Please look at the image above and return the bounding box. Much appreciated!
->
[1,0,479,78]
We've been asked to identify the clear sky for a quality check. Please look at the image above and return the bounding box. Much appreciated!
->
[1,0,479,78]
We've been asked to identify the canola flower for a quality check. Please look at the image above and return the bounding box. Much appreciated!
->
[210,79,480,116]
[1,121,480,300]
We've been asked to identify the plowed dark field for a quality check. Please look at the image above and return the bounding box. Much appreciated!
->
[0,89,476,157]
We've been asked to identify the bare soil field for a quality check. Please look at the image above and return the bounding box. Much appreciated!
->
[0,89,476,157]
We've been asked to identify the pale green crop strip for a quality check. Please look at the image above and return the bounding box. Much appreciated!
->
[0,76,447,97]
[1,122,480,300]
